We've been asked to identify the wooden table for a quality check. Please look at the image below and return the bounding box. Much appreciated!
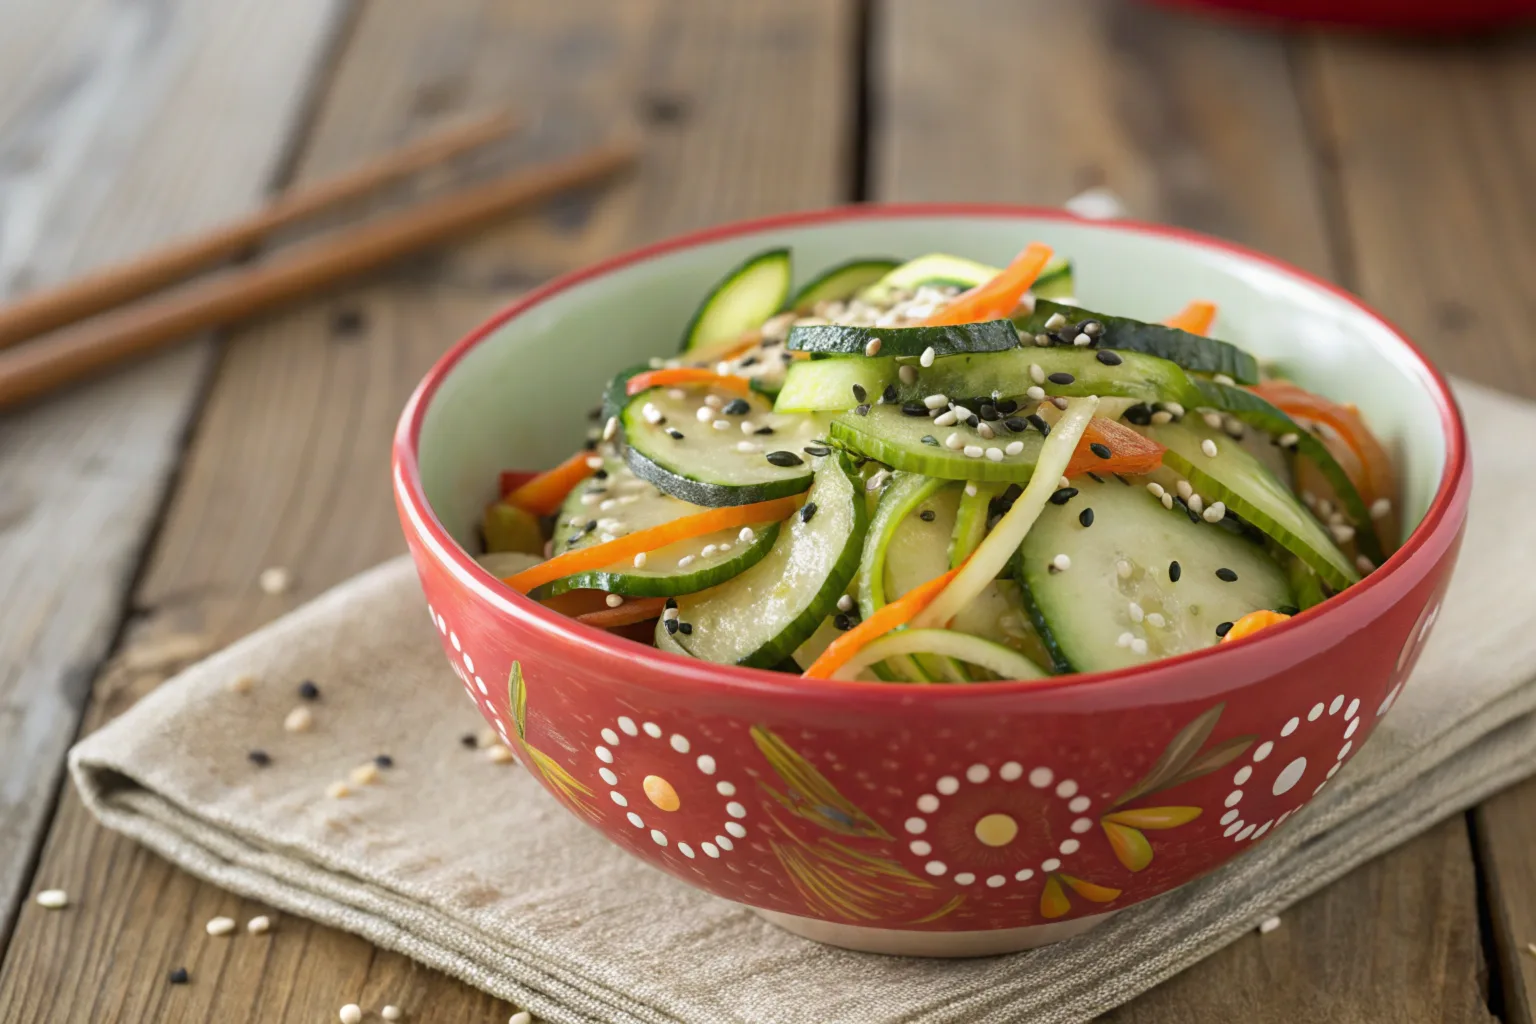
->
[0,2,1531,1020]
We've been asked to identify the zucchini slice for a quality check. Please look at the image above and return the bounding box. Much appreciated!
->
[859,252,1073,307]
[787,320,1019,359]
[829,405,1045,483]
[827,629,1045,682]
[1017,300,1260,384]
[1147,419,1359,592]
[620,384,815,506]
[857,475,956,682]
[550,459,695,554]
[674,454,866,668]
[950,482,1001,569]
[537,522,781,597]
[878,484,971,681]
[681,248,791,353]
[788,258,900,312]
[1018,477,1294,673]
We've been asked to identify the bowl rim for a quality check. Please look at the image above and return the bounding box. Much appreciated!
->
[393,202,1470,704]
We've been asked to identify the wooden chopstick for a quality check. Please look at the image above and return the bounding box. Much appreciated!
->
[0,139,637,410]
[0,110,519,351]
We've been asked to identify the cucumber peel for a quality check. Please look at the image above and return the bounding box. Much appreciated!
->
[1018,300,1260,384]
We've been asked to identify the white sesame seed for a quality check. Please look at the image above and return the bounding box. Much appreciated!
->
[585,455,604,470]
[964,445,984,459]
[605,593,624,608]
[1301,490,1318,508]
[1146,612,1166,628]
[510,1013,533,1024]
[952,403,974,420]
[1033,333,1051,347]
[326,781,351,799]
[618,494,639,505]
[206,916,237,937]
[1204,412,1224,429]
[1052,396,1070,410]
[1150,410,1173,425]
[1146,482,1166,498]
[229,675,255,694]
[1130,638,1149,656]
[579,492,601,507]
[1059,476,1070,488]
[340,1005,363,1024]
[599,532,616,543]
[1278,432,1300,448]
[712,419,731,431]
[1043,312,1067,330]
[1328,509,1347,525]
[1004,441,1024,456]
[381,1008,403,1022]
[1073,332,1091,347]
[1371,498,1393,519]
[700,544,719,558]
[1116,632,1134,648]
[247,915,271,934]
[1201,438,1219,458]
[837,594,855,612]
[599,499,619,512]
[924,393,950,409]
[1116,559,1133,579]
[1316,498,1334,519]
[349,762,381,786]
[1161,493,1175,510]
[978,422,996,439]
[258,566,292,595]
[662,607,679,621]
[1330,523,1357,544]
[1196,499,1220,521]
[735,441,756,453]
[648,356,664,368]
[985,447,1005,462]
[898,365,918,384]
[1176,480,1193,500]
[667,388,687,401]
[677,555,696,568]
[642,403,663,424]
[1051,553,1071,572]
[486,744,516,764]
[933,410,958,427]
[35,889,67,910]
[704,394,723,409]
[920,346,936,367]
[1163,402,1185,419]
[1128,601,1145,622]
[738,527,756,544]
[740,420,756,435]
[1188,494,1204,515]
[603,416,619,440]
[944,433,965,450]
[964,482,978,497]
[1025,385,1045,401]
[1213,373,1236,386]
[864,337,882,357]
[1224,417,1246,438]
[1029,363,1045,384]
[1259,916,1283,935]
[694,406,712,422]
[284,706,313,733]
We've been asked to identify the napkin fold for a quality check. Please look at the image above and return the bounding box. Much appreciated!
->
[72,380,1535,1024]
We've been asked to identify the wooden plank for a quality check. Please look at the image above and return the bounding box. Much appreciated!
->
[0,0,856,1020]
[1297,29,1536,1021]
[874,2,1494,1021]
[0,0,347,948]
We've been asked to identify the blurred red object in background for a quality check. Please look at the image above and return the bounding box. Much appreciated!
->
[1154,0,1535,31]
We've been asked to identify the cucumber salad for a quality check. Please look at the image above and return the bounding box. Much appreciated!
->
[487,243,1400,681]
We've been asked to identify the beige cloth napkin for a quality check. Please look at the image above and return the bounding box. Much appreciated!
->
[72,379,1535,1024]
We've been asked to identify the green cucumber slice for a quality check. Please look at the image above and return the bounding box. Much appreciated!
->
[878,484,970,681]
[1031,260,1076,301]
[1017,300,1260,384]
[827,629,1045,682]
[858,252,1073,307]
[1147,419,1359,592]
[788,258,900,312]
[551,459,694,554]
[1017,477,1293,673]
[829,405,1045,483]
[675,454,866,668]
[621,385,815,506]
[681,248,791,353]
[787,320,1019,359]
[948,579,1055,675]
[857,476,959,682]
[537,521,781,597]
[1194,379,1382,566]
[950,482,1001,568]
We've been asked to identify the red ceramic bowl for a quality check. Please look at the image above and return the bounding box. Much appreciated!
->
[393,206,1469,956]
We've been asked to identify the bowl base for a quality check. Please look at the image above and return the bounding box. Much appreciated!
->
[751,906,1115,957]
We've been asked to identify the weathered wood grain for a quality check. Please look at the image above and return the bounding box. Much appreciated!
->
[1298,29,1536,1021]
[0,0,856,1019]
[0,0,347,949]
[875,2,1496,1021]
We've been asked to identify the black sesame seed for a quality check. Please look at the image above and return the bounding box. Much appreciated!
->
[1086,472,1105,483]
[1049,487,1079,505]
[920,434,940,447]
[1003,416,1029,433]
[247,750,272,767]
[1216,567,1239,582]
[1174,496,1201,523]
[594,469,609,480]
[882,384,898,404]
[1027,414,1050,437]
[1047,372,1075,385]
[738,355,760,368]
[1096,350,1123,366]
[298,681,320,701]
[583,438,598,451]
[979,404,999,421]
[1089,442,1112,459]
[765,450,804,467]
[902,402,929,416]
[721,398,751,416]
[1124,404,1153,426]
[803,445,832,457]
[854,403,871,417]
[1215,621,1234,638]
[374,754,394,769]
[168,967,190,985]
[460,733,479,749]
[996,399,1019,415]
[664,618,680,635]
[665,597,678,610]
[833,613,857,631]
[677,622,693,635]
[919,509,937,522]
[667,428,685,440]
[800,502,818,523]
[851,384,868,403]
[585,519,599,533]
[1169,560,1182,582]
[754,426,776,435]
[1078,507,1095,527]
[587,405,604,421]
[966,414,980,428]
[1277,604,1300,616]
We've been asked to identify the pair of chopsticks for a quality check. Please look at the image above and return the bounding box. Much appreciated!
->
[0,111,637,409]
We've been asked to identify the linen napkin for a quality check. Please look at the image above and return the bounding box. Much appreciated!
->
[71,378,1534,1024]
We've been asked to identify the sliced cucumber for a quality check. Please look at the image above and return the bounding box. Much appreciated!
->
[1018,477,1293,673]
[829,405,1045,483]
[827,629,1045,682]
[859,252,1073,307]
[1147,418,1359,592]
[788,258,900,313]
[787,320,1019,359]
[1195,379,1382,566]
[681,248,791,353]
[537,521,780,597]
[1017,300,1260,384]
[621,385,815,506]
[948,579,1055,675]
[950,482,1001,568]
[675,454,866,668]
[551,460,697,554]
[1031,259,1076,301]
[859,477,959,682]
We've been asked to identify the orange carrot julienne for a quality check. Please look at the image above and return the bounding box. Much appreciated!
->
[1221,609,1291,643]
[802,565,964,679]
[503,494,803,593]
[1064,417,1166,478]
[924,243,1054,326]
[1165,300,1217,335]
[575,596,670,628]
[503,450,599,516]
[626,367,753,397]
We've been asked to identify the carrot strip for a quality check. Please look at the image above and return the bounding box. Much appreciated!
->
[575,596,669,628]
[503,494,803,593]
[802,566,963,679]
[1165,300,1216,335]
[626,367,753,397]
[1221,609,1291,643]
[1064,417,1165,477]
[923,243,1054,326]
[503,451,599,516]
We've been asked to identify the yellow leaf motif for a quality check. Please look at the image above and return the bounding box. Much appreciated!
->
[1102,806,1202,830]
[1040,875,1072,919]
[1102,820,1154,872]
[751,725,893,840]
